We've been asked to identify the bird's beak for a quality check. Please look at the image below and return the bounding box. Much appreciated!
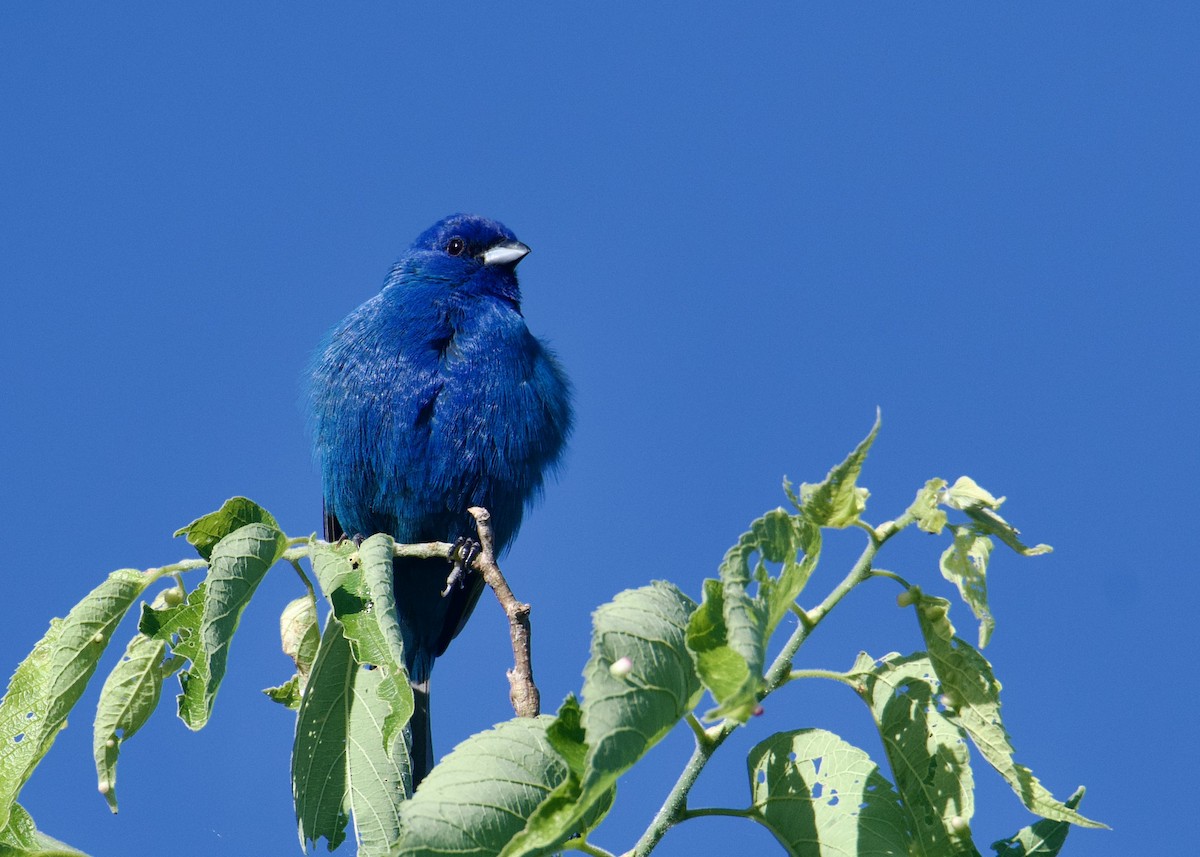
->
[482,241,531,267]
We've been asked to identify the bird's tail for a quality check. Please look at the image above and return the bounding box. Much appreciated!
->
[408,677,434,787]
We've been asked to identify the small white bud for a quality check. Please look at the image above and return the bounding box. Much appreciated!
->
[609,657,633,678]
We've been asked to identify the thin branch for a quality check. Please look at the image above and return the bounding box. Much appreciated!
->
[678,806,757,821]
[467,506,540,718]
[566,839,618,857]
[786,668,861,687]
[632,510,919,855]
[869,567,913,588]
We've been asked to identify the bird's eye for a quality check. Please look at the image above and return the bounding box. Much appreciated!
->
[446,237,466,256]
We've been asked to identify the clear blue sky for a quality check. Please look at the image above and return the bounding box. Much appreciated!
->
[1,4,1194,855]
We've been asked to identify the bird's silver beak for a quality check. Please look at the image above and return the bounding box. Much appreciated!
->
[482,241,531,267]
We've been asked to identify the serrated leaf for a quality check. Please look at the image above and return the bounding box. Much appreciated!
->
[0,803,90,856]
[315,536,413,755]
[347,649,413,855]
[748,728,909,857]
[724,508,821,637]
[583,582,702,779]
[909,479,949,534]
[92,633,168,812]
[139,583,206,657]
[860,653,977,856]
[268,595,320,707]
[263,676,303,710]
[179,522,287,730]
[686,578,764,722]
[293,617,412,855]
[940,527,996,648]
[799,412,880,528]
[944,478,1051,557]
[497,583,699,856]
[943,477,1004,511]
[912,601,1106,829]
[0,569,148,830]
[498,696,615,857]
[991,786,1086,856]
[395,716,567,857]
[173,496,280,561]
[293,618,353,852]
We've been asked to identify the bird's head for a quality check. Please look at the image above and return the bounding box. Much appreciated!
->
[390,214,531,306]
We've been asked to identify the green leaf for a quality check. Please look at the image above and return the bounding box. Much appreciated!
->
[139,582,206,658]
[0,804,90,856]
[92,633,169,812]
[263,676,303,710]
[173,496,280,561]
[859,653,977,856]
[314,536,414,755]
[944,477,1051,557]
[501,582,700,856]
[178,522,287,730]
[799,411,880,528]
[279,596,320,688]
[395,716,567,857]
[583,582,702,779]
[293,618,352,852]
[264,594,320,708]
[939,527,995,648]
[293,617,412,855]
[908,479,949,534]
[725,508,822,638]
[991,786,1087,856]
[0,569,148,831]
[912,599,1106,829]
[686,578,765,722]
[747,728,910,857]
[497,697,615,857]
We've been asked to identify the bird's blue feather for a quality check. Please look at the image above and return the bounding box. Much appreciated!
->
[306,214,572,782]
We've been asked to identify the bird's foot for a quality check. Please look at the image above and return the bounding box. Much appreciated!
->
[441,537,481,597]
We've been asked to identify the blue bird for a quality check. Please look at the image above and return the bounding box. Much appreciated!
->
[307,214,572,785]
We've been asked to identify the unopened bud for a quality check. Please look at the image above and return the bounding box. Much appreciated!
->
[609,657,633,678]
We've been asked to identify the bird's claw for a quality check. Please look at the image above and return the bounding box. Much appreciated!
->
[441,537,481,597]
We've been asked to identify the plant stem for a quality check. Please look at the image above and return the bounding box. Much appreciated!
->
[568,839,617,857]
[679,806,756,821]
[630,510,916,855]
[786,668,859,687]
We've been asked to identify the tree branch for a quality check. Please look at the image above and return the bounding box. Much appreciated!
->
[467,506,540,718]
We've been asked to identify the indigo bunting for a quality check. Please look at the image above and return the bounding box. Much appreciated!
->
[307,214,572,784]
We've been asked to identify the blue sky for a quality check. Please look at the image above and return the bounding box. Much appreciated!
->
[1,4,1194,855]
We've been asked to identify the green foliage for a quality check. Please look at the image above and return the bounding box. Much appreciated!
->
[0,424,1106,856]
[294,618,411,855]
[747,728,908,856]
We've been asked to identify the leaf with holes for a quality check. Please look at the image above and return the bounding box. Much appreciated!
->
[859,653,978,856]
[92,633,169,812]
[748,728,909,857]
[0,569,148,831]
[939,527,995,648]
[913,598,1105,829]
